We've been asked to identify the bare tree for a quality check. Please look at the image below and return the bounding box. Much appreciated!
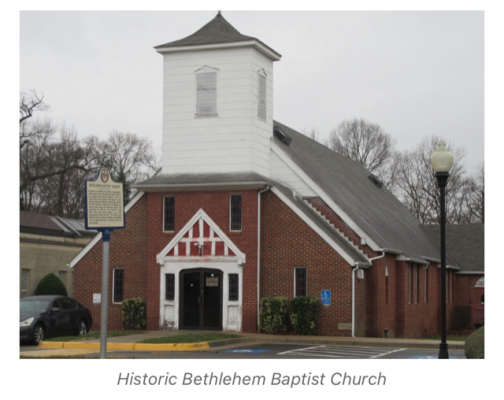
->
[464,163,484,223]
[95,130,159,203]
[328,118,396,187]
[393,135,473,224]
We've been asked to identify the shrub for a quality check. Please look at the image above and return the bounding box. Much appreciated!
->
[289,296,320,335]
[465,326,484,359]
[259,297,288,334]
[474,320,484,329]
[121,298,146,329]
[34,273,68,296]
[451,306,471,330]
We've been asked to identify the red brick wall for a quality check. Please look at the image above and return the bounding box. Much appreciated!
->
[454,273,484,326]
[144,190,258,332]
[260,191,357,336]
[73,194,148,330]
[307,197,376,258]
[74,189,259,332]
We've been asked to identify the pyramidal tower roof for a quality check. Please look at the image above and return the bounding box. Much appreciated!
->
[155,12,281,60]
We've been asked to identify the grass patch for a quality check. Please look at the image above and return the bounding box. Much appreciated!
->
[139,332,241,344]
[45,330,141,342]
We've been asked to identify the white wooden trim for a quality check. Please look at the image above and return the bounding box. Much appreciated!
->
[156,208,246,265]
[271,141,381,251]
[159,261,243,331]
[270,186,363,266]
[156,40,282,61]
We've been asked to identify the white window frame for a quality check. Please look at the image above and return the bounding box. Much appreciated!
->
[112,268,124,304]
[294,267,307,297]
[195,66,219,118]
[257,69,267,121]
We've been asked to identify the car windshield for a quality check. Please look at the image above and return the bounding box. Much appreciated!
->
[20,299,52,313]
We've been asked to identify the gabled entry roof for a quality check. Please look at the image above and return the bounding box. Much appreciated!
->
[156,208,246,265]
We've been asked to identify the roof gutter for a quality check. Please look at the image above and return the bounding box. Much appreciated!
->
[132,181,271,191]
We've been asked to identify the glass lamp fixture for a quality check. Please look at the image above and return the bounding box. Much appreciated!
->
[430,141,454,173]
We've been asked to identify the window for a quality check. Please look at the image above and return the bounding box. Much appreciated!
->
[258,72,266,120]
[230,194,242,231]
[164,197,175,231]
[165,274,175,301]
[113,268,124,303]
[20,269,30,298]
[196,71,217,116]
[61,298,77,310]
[415,264,419,303]
[385,266,389,305]
[408,265,412,304]
[424,266,429,303]
[295,267,307,297]
[59,271,67,287]
[229,274,239,301]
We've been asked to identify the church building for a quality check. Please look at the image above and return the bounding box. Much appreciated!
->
[70,13,483,338]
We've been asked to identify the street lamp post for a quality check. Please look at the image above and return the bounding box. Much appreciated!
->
[430,141,454,359]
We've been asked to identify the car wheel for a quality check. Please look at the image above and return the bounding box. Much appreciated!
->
[33,324,45,345]
[77,320,88,336]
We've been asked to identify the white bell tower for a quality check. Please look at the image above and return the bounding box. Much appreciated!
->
[155,13,281,178]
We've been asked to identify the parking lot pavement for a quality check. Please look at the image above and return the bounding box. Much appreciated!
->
[27,343,465,359]
[276,345,406,358]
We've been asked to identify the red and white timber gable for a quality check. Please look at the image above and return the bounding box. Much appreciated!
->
[156,209,245,264]
[157,208,245,332]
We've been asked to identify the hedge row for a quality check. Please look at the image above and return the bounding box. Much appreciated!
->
[259,296,320,335]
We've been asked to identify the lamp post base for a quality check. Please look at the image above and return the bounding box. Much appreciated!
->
[438,342,449,359]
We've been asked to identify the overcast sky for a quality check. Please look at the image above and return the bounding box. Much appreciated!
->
[20,10,484,174]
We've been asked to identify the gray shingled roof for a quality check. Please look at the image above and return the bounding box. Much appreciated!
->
[134,172,271,188]
[20,211,95,237]
[155,12,280,57]
[422,224,484,272]
[272,121,442,262]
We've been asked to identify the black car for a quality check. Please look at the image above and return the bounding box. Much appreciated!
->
[20,295,93,345]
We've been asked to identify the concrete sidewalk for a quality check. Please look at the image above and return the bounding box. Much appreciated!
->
[21,330,465,357]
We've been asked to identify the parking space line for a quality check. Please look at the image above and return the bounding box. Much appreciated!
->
[277,345,403,359]
[370,348,406,358]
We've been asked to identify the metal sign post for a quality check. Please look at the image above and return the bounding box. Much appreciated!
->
[85,167,125,359]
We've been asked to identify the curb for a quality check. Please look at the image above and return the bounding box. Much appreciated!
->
[39,341,210,351]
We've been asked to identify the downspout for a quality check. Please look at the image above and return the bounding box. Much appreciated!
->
[257,186,270,329]
[352,250,385,337]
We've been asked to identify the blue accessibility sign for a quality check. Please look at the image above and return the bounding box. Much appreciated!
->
[221,349,271,353]
[321,290,331,305]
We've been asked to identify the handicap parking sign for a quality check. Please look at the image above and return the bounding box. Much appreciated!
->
[321,290,331,305]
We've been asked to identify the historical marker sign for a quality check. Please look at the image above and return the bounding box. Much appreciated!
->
[85,167,125,230]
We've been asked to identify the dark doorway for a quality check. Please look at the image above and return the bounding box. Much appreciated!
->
[180,268,222,330]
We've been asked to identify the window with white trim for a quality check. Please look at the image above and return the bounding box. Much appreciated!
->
[258,71,267,121]
[113,268,124,303]
[196,70,217,117]
[229,274,239,301]
[295,267,307,297]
